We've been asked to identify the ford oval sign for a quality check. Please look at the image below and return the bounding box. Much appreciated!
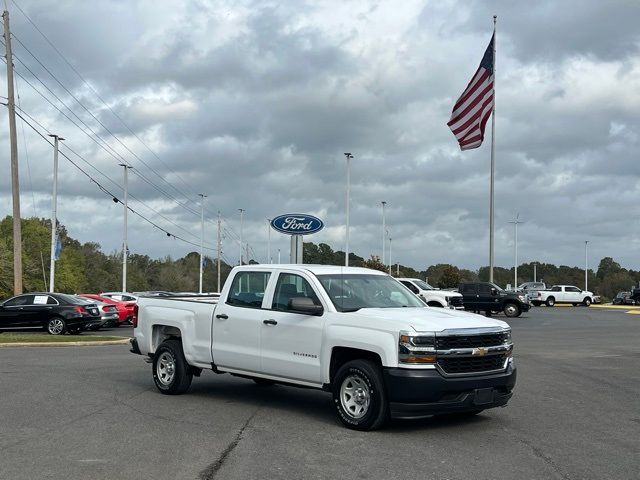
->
[271,214,324,235]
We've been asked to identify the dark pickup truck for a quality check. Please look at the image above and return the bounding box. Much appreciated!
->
[459,282,530,318]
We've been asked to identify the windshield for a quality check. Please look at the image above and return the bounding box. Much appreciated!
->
[490,282,504,292]
[414,280,435,290]
[317,274,425,312]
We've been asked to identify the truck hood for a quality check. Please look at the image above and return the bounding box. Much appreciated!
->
[347,307,509,333]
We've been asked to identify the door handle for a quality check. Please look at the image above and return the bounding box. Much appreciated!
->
[263,319,278,326]
[216,314,228,320]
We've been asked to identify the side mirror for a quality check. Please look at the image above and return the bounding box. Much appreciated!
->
[491,288,498,296]
[289,297,323,316]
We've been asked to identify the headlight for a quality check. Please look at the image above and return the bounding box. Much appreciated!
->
[398,331,436,364]
[503,329,512,345]
[518,295,526,302]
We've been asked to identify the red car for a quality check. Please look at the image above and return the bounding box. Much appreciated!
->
[78,294,137,326]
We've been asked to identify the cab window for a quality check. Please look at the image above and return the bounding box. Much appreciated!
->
[272,273,321,312]
[550,286,562,292]
[227,271,271,309]
[478,284,492,295]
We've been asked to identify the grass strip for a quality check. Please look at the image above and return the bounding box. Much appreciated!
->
[0,333,125,343]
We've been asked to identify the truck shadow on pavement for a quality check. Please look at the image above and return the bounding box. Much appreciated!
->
[183,374,493,432]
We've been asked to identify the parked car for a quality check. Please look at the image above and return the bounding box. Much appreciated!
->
[612,292,635,305]
[397,278,464,308]
[101,292,138,302]
[534,285,594,307]
[131,265,516,431]
[74,296,119,329]
[459,282,530,317]
[79,293,137,325]
[0,293,102,335]
[517,282,547,303]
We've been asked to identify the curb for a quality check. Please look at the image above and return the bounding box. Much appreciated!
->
[0,338,130,348]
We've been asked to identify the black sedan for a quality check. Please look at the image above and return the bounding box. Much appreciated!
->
[0,293,103,335]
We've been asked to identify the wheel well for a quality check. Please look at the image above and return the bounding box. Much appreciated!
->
[547,296,555,302]
[151,325,182,352]
[329,347,382,383]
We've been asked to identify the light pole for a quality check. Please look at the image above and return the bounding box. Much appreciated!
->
[198,193,207,294]
[381,201,386,264]
[277,248,281,263]
[508,213,523,289]
[267,218,272,263]
[584,240,589,291]
[238,208,245,265]
[48,134,64,292]
[119,164,133,292]
[344,152,353,266]
[388,234,392,275]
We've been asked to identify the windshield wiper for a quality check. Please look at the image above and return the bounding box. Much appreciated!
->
[341,307,361,312]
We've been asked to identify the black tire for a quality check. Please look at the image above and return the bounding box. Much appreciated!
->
[152,339,193,395]
[332,359,388,431]
[583,297,592,307]
[427,301,444,308]
[252,378,276,386]
[47,317,66,335]
[546,297,555,307]
[503,302,521,318]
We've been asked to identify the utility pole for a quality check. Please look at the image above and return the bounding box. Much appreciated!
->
[508,213,523,289]
[120,164,132,292]
[584,241,589,291]
[238,208,245,265]
[381,201,386,264]
[4,9,22,295]
[217,210,221,293]
[198,193,207,294]
[48,134,64,292]
[344,153,353,266]
[533,263,537,282]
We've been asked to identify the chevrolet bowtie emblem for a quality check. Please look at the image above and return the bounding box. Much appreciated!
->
[472,347,488,356]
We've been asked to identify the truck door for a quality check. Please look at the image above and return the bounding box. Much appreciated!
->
[461,283,478,309]
[565,286,582,303]
[260,272,326,384]
[212,270,272,373]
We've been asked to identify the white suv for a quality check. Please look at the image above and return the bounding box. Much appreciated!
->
[398,278,464,309]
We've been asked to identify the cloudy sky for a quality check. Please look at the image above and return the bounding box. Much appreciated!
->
[0,0,639,272]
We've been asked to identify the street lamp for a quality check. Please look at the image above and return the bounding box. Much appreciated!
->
[344,153,353,266]
[238,208,245,265]
[508,213,523,289]
[381,201,386,265]
[584,240,589,291]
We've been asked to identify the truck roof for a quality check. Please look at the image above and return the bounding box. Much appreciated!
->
[233,264,387,276]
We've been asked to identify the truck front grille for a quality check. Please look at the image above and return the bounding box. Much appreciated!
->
[438,354,507,375]
[448,297,464,307]
[436,332,507,350]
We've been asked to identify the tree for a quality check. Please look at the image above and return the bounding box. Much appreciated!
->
[438,265,461,288]
[362,255,387,273]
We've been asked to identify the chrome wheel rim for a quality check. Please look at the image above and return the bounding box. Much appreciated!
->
[548,299,554,306]
[156,352,176,386]
[340,374,370,419]
[505,305,517,316]
[585,299,591,306]
[48,318,64,335]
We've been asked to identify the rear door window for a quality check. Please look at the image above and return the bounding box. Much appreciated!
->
[3,295,34,306]
[227,271,271,309]
[461,284,477,294]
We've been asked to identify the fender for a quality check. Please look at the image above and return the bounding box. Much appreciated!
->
[322,324,397,384]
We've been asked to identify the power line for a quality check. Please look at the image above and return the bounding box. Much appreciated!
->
[8,103,217,252]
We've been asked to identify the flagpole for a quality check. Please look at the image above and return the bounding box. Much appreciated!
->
[489,15,496,283]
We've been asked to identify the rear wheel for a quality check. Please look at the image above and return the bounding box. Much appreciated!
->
[546,297,555,307]
[47,317,66,335]
[332,360,388,431]
[152,339,193,395]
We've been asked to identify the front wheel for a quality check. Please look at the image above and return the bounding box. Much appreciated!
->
[47,317,66,335]
[503,302,521,318]
[583,297,592,307]
[332,360,388,431]
[152,339,193,395]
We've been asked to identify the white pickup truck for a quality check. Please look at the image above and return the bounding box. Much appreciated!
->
[533,285,594,307]
[397,278,464,308]
[130,265,516,430]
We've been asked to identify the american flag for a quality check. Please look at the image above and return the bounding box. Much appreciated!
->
[447,34,494,151]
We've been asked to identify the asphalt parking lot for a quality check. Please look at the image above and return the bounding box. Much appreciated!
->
[1,306,638,480]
